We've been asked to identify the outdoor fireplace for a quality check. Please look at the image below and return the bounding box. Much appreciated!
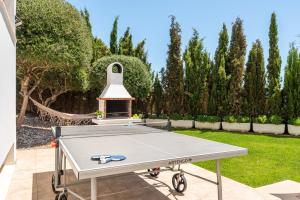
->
[96,62,134,119]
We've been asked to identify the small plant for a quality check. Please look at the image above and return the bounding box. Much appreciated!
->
[224,116,250,123]
[182,114,193,120]
[223,115,237,123]
[237,116,250,123]
[170,113,183,120]
[132,114,142,119]
[196,115,220,123]
[289,117,300,126]
[95,110,103,118]
[269,115,282,125]
[148,114,168,119]
[255,115,268,124]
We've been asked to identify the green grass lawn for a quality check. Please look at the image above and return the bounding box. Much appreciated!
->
[175,129,300,188]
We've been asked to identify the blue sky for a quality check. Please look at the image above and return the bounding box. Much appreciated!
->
[67,0,300,76]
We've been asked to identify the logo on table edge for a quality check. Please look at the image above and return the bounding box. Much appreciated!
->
[168,158,192,165]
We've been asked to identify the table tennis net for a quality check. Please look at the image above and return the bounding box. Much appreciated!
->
[52,120,170,138]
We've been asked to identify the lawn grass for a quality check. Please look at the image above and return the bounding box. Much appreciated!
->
[175,129,300,187]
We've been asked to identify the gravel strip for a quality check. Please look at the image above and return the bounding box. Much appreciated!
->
[17,115,58,149]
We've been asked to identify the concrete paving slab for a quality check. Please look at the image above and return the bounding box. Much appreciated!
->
[5,147,279,200]
[256,180,300,200]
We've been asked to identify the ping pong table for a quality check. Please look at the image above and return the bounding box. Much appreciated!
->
[51,122,247,200]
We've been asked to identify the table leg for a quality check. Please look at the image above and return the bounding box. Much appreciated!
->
[216,159,222,200]
[91,177,97,200]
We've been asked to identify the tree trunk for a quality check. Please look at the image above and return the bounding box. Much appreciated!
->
[17,76,30,129]
[17,76,40,129]
[17,93,29,129]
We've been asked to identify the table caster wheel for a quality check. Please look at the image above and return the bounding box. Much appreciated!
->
[172,173,187,193]
[56,192,68,200]
[51,174,60,194]
[148,168,160,177]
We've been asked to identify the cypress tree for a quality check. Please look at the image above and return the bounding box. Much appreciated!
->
[217,55,229,116]
[152,73,163,117]
[283,45,300,119]
[227,18,247,115]
[92,37,110,64]
[242,40,266,116]
[165,16,184,114]
[134,39,151,73]
[208,24,229,115]
[110,16,119,54]
[184,29,210,115]
[267,12,282,115]
[119,27,133,56]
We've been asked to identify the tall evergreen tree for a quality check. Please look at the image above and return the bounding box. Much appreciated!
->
[227,18,247,115]
[283,45,300,119]
[208,24,229,115]
[80,8,92,32]
[242,40,266,116]
[184,30,210,115]
[165,16,184,114]
[151,73,163,116]
[267,12,282,115]
[119,27,133,56]
[92,37,110,64]
[217,56,229,116]
[110,16,119,54]
[134,39,151,72]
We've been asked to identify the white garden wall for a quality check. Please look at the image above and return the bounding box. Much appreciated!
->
[0,0,16,169]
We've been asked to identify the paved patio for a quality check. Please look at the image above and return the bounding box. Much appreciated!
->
[3,147,280,200]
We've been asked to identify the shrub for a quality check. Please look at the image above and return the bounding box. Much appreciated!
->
[223,115,237,123]
[170,113,182,120]
[95,110,103,117]
[196,115,220,123]
[182,114,193,120]
[90,55,152,98]
[254,115,268,124]
[289,117,300,126]
[269,115,282,125]
[132,114,142,119]
[254,115,282,124]
[224,116,250,123]
[148,114,168,119]
[238,116,251,123]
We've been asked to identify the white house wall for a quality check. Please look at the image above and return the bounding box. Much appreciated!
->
[0,0,16,168]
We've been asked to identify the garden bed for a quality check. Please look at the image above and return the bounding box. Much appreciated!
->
[253,123,285,135]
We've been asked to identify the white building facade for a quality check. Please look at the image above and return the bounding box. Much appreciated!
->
[0,0,16,170]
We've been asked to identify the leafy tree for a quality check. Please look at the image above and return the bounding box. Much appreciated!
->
[90,55,152,99]
[242,40,266,116]
[92,37,111,64]
[208,24,229,115]
[110,16,119,54]
[227,18,247,115]
[165,16,184,114]
[283,45,300,119]
[151,73,163,116]
[183,30,210,116]
[16,0,93,127]
[37,66,89,107]
[267,12,282,115]
[119,27,133,56]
